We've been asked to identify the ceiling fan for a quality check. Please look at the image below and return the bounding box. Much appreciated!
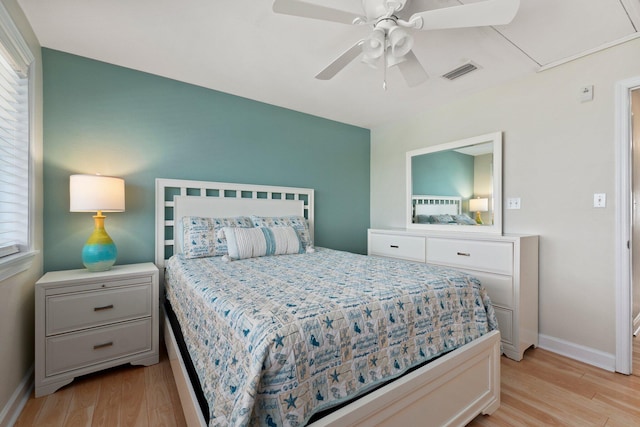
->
[272,0,520,88]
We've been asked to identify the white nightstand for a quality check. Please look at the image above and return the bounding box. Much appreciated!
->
[35,262,159,397]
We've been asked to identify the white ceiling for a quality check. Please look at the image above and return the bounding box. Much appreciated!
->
[16,0,640,129]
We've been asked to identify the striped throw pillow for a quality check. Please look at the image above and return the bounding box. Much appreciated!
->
[222,226,303,260]
[250,215,312,250]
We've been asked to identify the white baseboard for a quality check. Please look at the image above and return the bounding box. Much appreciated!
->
[634,313,640,336]
[538,334,616,372]
[0,365,33,427]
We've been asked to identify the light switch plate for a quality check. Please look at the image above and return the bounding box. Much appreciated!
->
[580,85,594,102]
[594,193,606,208]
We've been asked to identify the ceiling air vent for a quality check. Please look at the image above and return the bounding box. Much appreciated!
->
[441,62,479,80]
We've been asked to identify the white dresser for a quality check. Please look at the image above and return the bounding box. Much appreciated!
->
[368,229,538,361]
[35,263,159,397]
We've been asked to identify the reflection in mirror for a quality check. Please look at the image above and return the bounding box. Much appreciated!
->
[406,132,502,234]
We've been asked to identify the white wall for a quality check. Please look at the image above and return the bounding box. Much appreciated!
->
[371,38,640,358]
[632,89,640,326]
[0,0,42,423]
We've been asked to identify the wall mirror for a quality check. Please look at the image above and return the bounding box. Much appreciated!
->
[406,132,502,234]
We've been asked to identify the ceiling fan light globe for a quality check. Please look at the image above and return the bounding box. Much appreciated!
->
[388,26,413,57]
[386,52,407,67]
[361,53,380,69]
[362,40,383,57]
[362,28,385,58]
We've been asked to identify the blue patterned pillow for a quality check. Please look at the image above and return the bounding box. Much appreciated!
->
[182,216,253,259]
[222,226,303,260]
[250,215,312,250]
[430,214,455,224]
[416,214,430,224]
[454,214,477,225]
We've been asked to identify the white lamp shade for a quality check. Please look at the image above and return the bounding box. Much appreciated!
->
[469,197,489,212]
[70,174,125,212]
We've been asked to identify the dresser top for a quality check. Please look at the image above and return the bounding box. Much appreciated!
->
[369,228,538,242]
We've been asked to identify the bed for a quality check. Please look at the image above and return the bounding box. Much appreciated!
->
[155,178,501,427]
[412,195,477,225]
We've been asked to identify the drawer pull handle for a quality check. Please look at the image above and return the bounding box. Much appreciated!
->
[93,342,113,350]
[390,245,399,249]
[457,252,471,257]
[94,304,114,312]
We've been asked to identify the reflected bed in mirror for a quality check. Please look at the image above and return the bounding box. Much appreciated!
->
[406,132,502,234]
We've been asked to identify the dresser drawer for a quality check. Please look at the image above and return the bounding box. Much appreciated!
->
[369,233,426,262]
[46,318,152,376]
[426,238,513,275]
[494,307,513,345]
[461,270,513,309]
[46,284,152,336]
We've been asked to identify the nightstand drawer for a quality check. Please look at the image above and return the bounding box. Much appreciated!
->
[427,238,513,275]
[46,318,152,376]
[46,284,152,335]
[369,233,426,262]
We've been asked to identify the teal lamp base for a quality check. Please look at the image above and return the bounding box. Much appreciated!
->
[82,241,117,272]
[82,214,117,272]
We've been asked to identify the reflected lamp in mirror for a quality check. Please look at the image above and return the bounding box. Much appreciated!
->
[469,197,489,225]
[70,174,125,272]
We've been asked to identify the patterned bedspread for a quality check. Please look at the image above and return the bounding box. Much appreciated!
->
[165,248,498,427]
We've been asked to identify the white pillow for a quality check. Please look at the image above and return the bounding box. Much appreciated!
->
[221,226,303,260]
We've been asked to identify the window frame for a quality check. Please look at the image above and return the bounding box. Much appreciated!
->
[0,2,37,283]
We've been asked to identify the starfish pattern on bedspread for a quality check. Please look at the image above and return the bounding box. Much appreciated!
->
[166,247,498,427]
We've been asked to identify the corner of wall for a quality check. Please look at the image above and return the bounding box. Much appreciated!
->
[0,366,33,427]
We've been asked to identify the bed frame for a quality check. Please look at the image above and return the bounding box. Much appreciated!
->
[155,178,500,426]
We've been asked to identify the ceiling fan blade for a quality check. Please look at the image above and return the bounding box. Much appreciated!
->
[396,51,428,87]
[315,40,364,80]
[410,0,520,31]
[273,0,362,25]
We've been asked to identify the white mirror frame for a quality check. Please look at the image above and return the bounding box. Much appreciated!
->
[406,132,503,235]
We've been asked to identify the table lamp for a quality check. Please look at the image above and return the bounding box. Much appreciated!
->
[469,197,488,225]
[70,174,125,271]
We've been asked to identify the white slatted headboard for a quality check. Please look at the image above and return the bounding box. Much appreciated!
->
[412,195,462,216]
[155,178,314,276]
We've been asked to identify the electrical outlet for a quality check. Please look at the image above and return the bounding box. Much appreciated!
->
[507,198,521,210]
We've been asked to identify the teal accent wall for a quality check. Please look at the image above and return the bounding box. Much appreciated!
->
[43,49,370,272]
[411,151,473,197]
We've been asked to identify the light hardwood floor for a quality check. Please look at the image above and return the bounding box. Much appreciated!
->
[15,347,187,427]
[469,340,640,427]
[15,342,640,426]
[633,335,640,377]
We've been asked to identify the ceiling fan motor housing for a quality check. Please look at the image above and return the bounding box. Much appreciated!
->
[362,0,407,21]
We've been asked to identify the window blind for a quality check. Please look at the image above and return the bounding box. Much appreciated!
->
[0,23,29,256]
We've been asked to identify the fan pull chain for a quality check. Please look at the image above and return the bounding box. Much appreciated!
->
[383,41,388,91]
